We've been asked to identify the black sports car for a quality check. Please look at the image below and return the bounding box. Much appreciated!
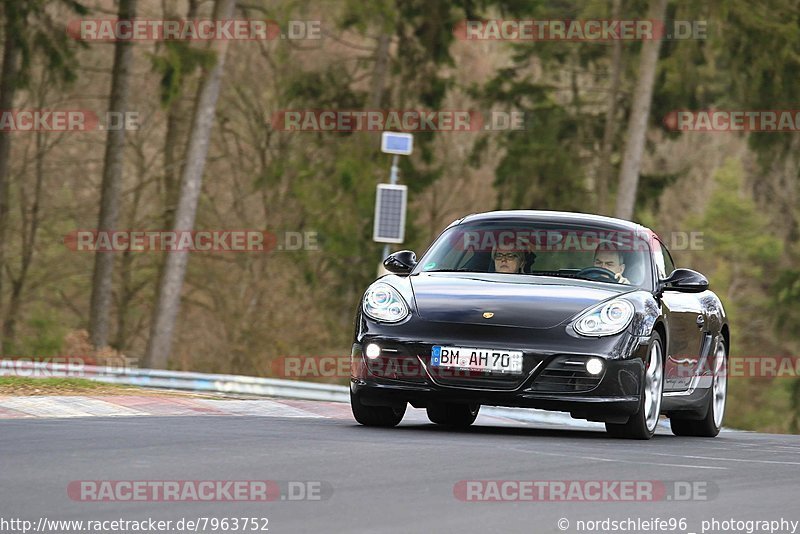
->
[350,210,729,439]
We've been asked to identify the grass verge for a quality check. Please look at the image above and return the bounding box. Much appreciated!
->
[1,376,148,396]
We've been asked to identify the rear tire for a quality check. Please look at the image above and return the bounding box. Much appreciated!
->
[426,402,480,428]
[605,331,664,440]
[350,391,406,427]
[670,341,727,438]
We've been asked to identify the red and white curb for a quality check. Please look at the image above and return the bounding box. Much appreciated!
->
[2,395,686,432]
[0,396,336,419]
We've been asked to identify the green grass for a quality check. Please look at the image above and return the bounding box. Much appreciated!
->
[0,376,132,395]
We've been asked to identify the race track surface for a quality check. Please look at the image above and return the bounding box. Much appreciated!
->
[1,398,798,534]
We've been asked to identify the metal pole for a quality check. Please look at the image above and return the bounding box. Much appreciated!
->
[381,154,401,264]
[389,154,399,185]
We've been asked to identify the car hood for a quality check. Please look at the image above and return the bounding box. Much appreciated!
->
[409,273,634,329]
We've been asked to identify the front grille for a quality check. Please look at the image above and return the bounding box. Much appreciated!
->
[529,356,604,393]
[426,367,531,390]
[366,342,543,390]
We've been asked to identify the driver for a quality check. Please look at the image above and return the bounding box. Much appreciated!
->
[592,243,631,284]
[492,245,524,274]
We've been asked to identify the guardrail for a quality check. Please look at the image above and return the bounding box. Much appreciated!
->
[0,359,349,403]
[0,359,676,430]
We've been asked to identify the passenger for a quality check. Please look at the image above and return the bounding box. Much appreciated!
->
[592,244,631,284]
[492,246,525,274]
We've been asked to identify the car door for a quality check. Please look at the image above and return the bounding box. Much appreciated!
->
[653,239,708,392]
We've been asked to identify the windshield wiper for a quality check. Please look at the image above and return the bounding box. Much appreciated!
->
[423,268,483,273]
[542,269,622,284]
[527,269,581,279]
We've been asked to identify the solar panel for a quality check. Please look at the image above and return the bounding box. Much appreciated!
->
[373,184,407,243]
[381,132,414,155]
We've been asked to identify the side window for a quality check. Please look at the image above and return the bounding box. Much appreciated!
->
[651,238,675,279]
[661,241,676,275]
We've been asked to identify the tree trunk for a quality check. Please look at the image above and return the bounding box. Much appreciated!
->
[614,0,668,220]
[1,125,46,351]
[88,0,137,349]
[162,98,192,225]
[162,0,199,228]
[114,141,148,352]
[596,0,623,215]
[368,33,390,109]
[144,0,236,369]
[0,17,20,350]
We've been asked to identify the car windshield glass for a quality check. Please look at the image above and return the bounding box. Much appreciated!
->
[413,221,654,290]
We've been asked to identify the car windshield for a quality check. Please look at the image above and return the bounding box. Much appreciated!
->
[413,221,654,290]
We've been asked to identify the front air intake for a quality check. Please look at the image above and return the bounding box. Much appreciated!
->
[530,356,604,393]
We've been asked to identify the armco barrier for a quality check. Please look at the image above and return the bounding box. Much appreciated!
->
[0,359,677,430]
[0,359,349,402]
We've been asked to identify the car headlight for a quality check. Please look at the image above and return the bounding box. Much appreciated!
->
[573,299,634,337]
[363,283,409,323]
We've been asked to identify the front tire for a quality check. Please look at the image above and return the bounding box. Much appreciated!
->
[605,331,664,440]
[350,391,406,427]
[426,402,480,428]
[670,340,727,437]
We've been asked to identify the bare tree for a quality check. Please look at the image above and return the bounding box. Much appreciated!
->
[88,0,137,349]
[144,0,237,368]
[159,0,200,227]
[0,3,21,344]
[368,33,391,109]
[596,0,623,215]
[1,65,60,349]
[614,0,669,220]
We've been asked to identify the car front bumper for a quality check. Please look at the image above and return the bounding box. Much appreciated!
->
[351,316,652,424]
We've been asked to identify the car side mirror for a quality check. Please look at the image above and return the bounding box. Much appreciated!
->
[660,268,709,294]
[384,250,417,275]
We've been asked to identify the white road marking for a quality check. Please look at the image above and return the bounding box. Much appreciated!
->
[509,448,729,470]
[650,452,800,466]
[197,399,325,418]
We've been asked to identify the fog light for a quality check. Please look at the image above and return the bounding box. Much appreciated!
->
[365,343,381,359]
[586,358,604,375]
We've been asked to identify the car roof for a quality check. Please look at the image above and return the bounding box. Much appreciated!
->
[453,210,652,235]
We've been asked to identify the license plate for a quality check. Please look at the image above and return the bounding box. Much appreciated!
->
[431,346,523,374]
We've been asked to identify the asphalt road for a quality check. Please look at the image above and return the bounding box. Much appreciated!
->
[2,412,799,534]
